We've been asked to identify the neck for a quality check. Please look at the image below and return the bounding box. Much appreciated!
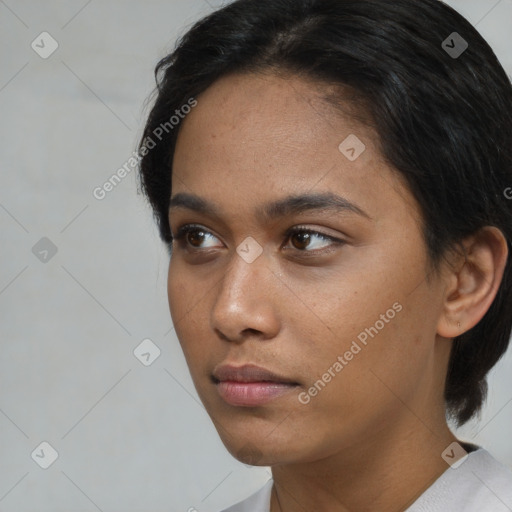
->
[270,412,458,512]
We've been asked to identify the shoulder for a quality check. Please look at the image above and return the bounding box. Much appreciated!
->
[407,448,512,512]
[219,479,273,512]
[217,449,512,512]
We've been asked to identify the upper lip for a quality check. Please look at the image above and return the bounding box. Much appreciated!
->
[212,364,298,384]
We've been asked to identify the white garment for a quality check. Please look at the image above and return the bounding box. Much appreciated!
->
[220,448,512,512]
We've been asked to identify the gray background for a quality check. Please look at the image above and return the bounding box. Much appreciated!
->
[0,1,511,511]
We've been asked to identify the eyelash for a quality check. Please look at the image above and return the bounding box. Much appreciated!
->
[171,223,344,256]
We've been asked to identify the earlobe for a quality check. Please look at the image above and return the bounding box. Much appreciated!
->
[437,227,508,339]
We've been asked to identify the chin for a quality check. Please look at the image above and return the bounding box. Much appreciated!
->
[214,425,306,467]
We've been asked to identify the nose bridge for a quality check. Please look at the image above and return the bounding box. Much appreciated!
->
[210,248,278,339]
[215,249,270,312]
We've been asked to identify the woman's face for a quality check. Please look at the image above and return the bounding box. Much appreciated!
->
[168,72,452,465]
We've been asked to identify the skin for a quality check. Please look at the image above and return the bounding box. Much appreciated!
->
[167,72,508,512]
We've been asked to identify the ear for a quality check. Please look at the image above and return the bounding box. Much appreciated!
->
[437,226,508,338]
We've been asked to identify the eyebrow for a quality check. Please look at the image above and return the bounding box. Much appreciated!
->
[169,191,371,222]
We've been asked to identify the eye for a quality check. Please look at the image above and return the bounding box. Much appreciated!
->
[173,224,222,250]
[283,226,343,254]
[172,224,344,254]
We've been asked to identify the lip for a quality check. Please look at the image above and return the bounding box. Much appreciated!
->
[212,364,298,384]
[212,364,299,407]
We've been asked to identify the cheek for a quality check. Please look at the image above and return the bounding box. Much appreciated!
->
[292,261,436,404]
[167,260,203,354]
[296,267,402,352]
[167,261,181,322]
[304,292,438,425]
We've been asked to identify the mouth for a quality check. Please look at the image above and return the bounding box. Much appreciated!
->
[211,364,300,407]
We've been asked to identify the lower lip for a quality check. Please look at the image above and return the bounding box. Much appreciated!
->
[216,381,298,406]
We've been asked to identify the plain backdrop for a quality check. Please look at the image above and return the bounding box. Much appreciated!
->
[1,1,511,511]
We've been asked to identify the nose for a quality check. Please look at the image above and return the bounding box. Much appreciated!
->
[210,250,281,344]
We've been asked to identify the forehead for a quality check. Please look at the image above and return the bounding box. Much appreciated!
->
[174,72,370,167]
[171,72,418,227]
